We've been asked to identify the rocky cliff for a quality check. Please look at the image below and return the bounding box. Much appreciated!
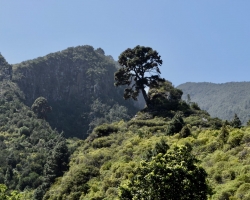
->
[0,54,12,81]
[12,46,143,138]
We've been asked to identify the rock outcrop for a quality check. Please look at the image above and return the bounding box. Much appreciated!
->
[12,46,143,138]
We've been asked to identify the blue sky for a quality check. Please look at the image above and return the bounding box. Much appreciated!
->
[1,1,250,86]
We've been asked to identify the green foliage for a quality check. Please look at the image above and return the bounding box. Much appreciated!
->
[147,80,183,111]
[218,124,229,143]
[235,183,250,199]
[166,112,184,135]
[87,99,131,134]
[115,46,163,106]
[190,102,201,110]
[60,166,99,199]
[227,130,244,148]
[19,126,30,136]
[128,118,166,127]
[119,145,210,200]
[231,114,242,128]
[180,125,191,138]
[31,97,52,119]
[0,59,71,198]
[184,115,223,130]
[34,137,70,199]
[0,76,66,195]
[92,123,119,138]
[0,184,23,200]
[43,116,250,200]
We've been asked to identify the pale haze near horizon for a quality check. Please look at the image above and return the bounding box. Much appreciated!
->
[1,1,250,86]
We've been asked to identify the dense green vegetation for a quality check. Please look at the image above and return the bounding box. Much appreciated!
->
[119,144,211,200]
[178,82,250,125]
[43,114,250,199]
[1,46,250,199]
[41,80,226,200]
[0,54,73,199]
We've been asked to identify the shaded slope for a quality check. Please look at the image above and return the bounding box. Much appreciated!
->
[12,46,142,138]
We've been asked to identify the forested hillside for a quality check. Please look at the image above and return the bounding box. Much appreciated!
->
[178,82,250,125]
[42,80,250,200]
[0,54,71,199]
[12,46,143,138]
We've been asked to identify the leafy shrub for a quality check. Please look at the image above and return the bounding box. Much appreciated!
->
[92,137,115,148]
[241,132,250,144]
[16,120,23,128]
[231,114,242,128]
[31,97,52,119]
[227,131,244,148]
[179,125,191,138]
[217,191,231,200]
[206,141,221,153]
[19,126,30,136]
[18,172,39,190]
[93,124,119,138]
[165,113,184,135]
[235,183,250,199]
[213,173,223,183]
[60,166,99,199]
[0,184,23,199]
[184,116,209,128]
[191,102,201,110]
[218,125,229,143]
[209,117,223,129]
[127,119,166,127]
[119,145,211,200]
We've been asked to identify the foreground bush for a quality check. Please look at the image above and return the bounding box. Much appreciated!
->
[119,145,211,200]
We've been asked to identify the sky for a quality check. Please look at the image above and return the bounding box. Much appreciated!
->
[1,1,250,86]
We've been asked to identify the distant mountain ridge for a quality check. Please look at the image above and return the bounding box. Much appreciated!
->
[177,81,250,124]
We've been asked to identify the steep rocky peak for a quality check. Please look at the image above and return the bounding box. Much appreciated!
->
[12,45,117,105]
[0,53,12,81]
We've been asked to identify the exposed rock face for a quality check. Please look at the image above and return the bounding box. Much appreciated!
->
[12,46,141,138]
[13,46,114,104]
[0,54,12,81]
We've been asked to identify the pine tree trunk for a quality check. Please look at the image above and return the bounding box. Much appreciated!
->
[141,88,150,107]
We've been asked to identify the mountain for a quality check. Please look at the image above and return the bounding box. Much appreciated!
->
[12,46,144,138]
[0,47,145,198]
[2,47,250,199]
[177,82,250,124]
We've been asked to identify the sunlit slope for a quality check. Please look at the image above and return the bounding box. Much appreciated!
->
[44,114,250,199]
[44,81,250,199]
